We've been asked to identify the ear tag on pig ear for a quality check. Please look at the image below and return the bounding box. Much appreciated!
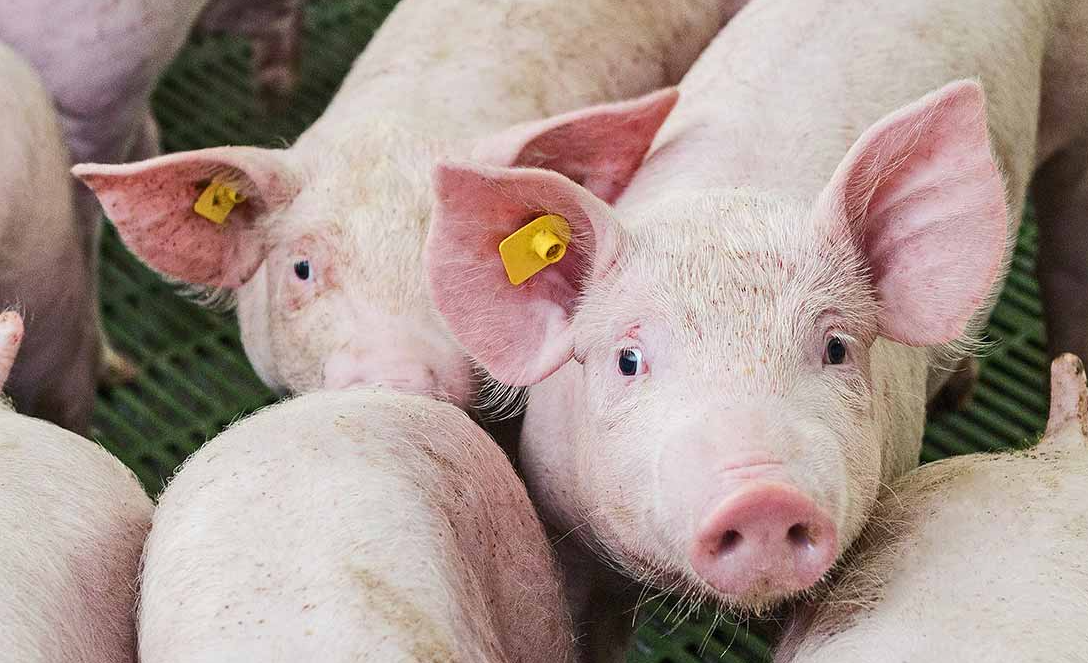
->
[498,214,571,286]
[194,182,247,225]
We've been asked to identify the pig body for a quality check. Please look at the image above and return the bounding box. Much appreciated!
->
[0,0,307,172]
[0,42,95,433]
[0,312,153,663]
[776,354,1088,662]
[425,0,1087,656]
[139,388,573,662]
[74,0,749,404]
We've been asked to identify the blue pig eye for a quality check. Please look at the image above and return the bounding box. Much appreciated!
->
[293,260,311,281]
[618,348,644,376]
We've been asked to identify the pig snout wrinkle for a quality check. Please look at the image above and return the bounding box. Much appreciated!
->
[691,482,837,600]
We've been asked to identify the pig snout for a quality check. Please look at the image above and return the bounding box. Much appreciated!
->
[691,481,837,599]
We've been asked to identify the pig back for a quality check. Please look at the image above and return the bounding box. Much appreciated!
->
[139,388,572,663]
[778,447,1088,662]
[0,408,153,663]
[302,0,733,141]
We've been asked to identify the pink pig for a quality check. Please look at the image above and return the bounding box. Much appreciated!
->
[72,0,749,406]
[0,43,96,433]
[0,312,154,663]
[425,0,1088,658]
[775,354,1088,662]
[139,389,573,662]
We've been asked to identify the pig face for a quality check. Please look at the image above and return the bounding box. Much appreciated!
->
[427,81,1008,611]
[562,194,884,609]
[73,122,475,405]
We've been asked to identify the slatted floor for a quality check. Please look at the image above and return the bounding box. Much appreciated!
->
[91,1,1047,660]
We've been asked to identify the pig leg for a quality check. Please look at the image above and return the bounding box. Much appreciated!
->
[926,355,979,415]
[195,0,305,111]
[71,111,151,388]
[76,186,138,387]
[1032,136,1088,362]
[127,111,162,162]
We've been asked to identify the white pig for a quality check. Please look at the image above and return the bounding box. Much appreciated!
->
[0,311,154,663]
[0,42,95,433]
[0,0,311,384]
[424,0,1088,657]
[775,353,1088,662]
[139,388,573,662]
[72,0,749,406]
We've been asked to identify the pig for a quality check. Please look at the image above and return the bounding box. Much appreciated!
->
[775,353,1088,662]
[0,311,154,663]
[138,388,573,662]
[0,0,311,384]
[0,42,96,433]
[424,0,1088,657]
[72,0,752,407]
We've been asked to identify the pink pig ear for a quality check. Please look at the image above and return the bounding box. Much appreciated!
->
[425,160,618,386]
[819,80,1008,346]
[72,147,300,289]
[472,88,678,203]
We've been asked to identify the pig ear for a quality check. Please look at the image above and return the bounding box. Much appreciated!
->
[472,88,678,203]
[426,160,617,386]
[72,147,300,289]
[819,80,1007,346]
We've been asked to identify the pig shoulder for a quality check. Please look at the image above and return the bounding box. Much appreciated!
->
[0,410,153,663]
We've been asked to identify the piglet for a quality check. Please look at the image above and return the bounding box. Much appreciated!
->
[425,0,1087,656]
[72,0,746,405]
[0,311,154,663]
[776,353,1088,662]
[0,43,96,433]
[139,388,573,662]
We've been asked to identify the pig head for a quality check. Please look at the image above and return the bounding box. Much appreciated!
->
[426,80,1008,611]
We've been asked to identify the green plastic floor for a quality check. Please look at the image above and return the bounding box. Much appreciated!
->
[92,1,1048,660]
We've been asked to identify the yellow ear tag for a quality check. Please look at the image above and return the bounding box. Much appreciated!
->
[194,182,247,225]
[498,214,571,285]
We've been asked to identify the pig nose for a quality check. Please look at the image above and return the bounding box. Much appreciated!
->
[690,482,837,598]
[322,354,437,395]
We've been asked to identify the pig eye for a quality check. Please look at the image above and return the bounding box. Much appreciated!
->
[824,336,848,365]
[618,348,645,376]
[293,260,312,281]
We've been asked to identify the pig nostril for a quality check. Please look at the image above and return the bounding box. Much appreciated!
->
[787,524,814,550]
[719,530,743,554]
